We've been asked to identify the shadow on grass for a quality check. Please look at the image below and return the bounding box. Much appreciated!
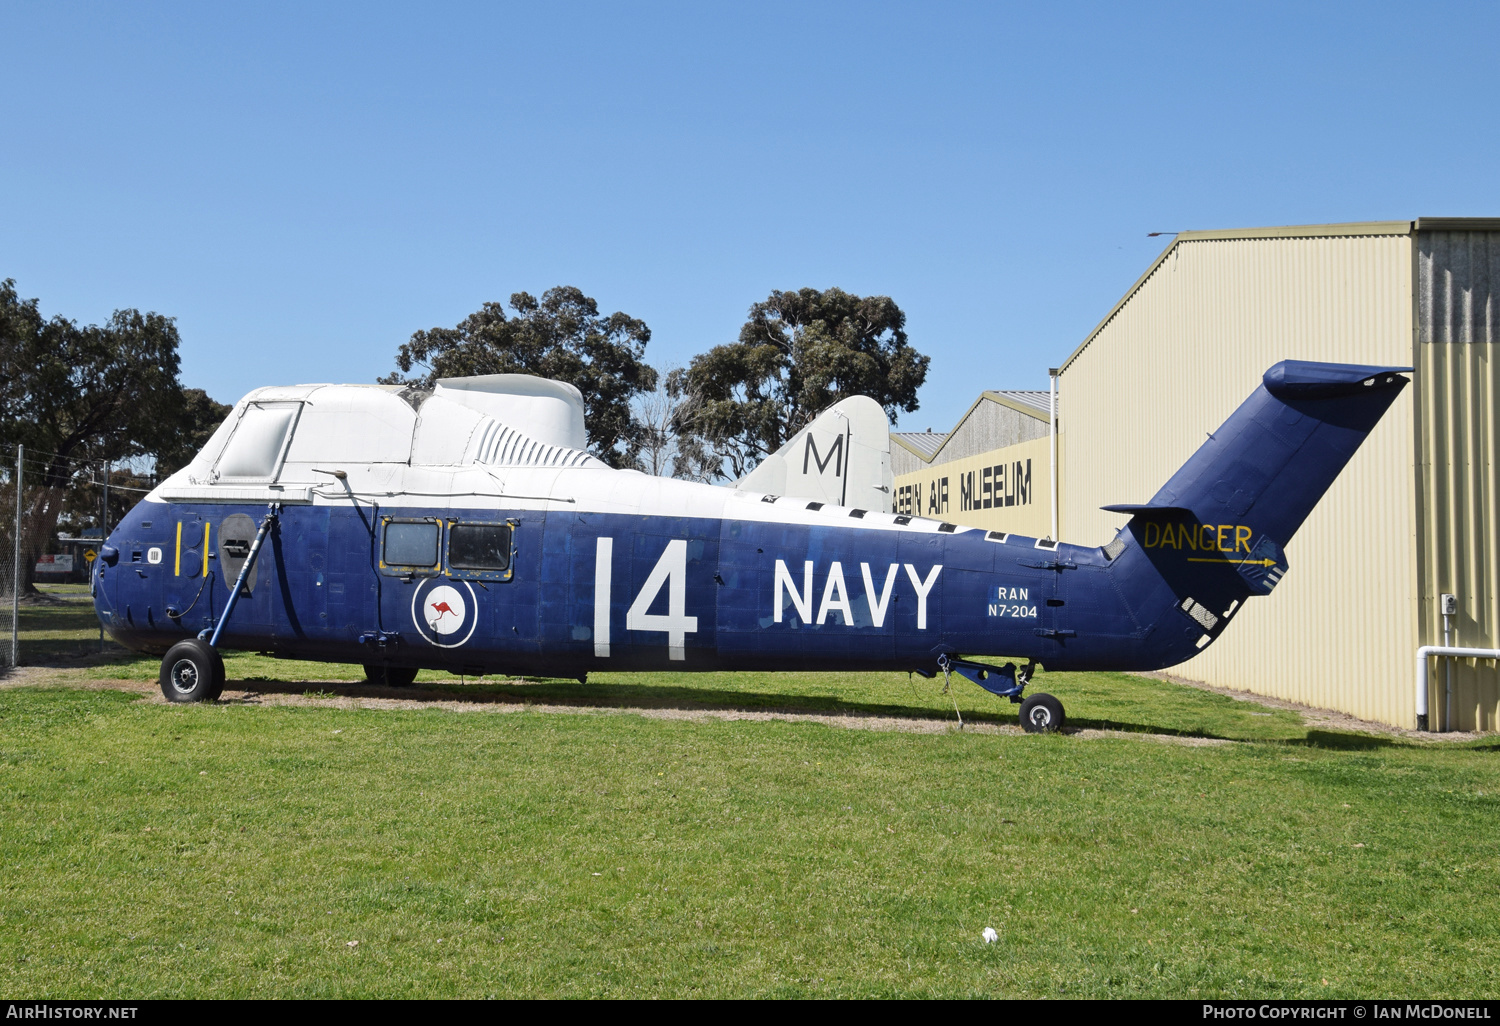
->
[225,675,1022,726]
[1285,730,1407,751]
[218,677,1463,751]
[224,674,1253,741]
[15,643,133,668]
[1062,717,1239,741]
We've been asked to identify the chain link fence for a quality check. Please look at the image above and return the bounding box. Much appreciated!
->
[1,445,18,669]
[0,444,149,671]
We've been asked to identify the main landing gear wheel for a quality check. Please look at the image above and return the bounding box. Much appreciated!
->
[364,664,419,688]
[159,639,226,703]
[1019,692,1065,734]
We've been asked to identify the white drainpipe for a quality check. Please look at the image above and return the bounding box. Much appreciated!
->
[1048,368,1059,542]
[1417,647,1500,732]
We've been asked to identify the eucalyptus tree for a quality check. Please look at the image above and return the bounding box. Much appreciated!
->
[387,286,657,469]
[671,287,929,481]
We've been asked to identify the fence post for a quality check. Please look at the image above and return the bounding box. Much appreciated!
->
[11,443,20,668]
[99,459,108,652]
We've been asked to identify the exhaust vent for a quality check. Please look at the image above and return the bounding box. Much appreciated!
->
[1180,597,1219,631]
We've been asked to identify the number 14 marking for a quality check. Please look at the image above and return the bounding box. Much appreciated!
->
[593,538,699,660]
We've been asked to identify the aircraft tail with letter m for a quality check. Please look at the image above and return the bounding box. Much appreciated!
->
[736,396,892,511]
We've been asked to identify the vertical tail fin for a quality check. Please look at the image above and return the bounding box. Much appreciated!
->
[1105,360,1410,598]
[736,396,893,511]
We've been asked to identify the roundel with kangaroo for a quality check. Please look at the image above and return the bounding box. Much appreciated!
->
[410,580,479,648]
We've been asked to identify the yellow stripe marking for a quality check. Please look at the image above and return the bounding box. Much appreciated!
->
[174,522,182,576]
[203,522,211,577]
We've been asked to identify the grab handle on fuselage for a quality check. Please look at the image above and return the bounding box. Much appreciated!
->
[200,503,281,649]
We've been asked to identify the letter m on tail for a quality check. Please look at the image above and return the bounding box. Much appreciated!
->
[803,434,845,477]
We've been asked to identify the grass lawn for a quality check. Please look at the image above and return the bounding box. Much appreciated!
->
[3,590,1499,997]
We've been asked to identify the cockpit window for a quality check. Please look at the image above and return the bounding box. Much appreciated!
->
[215,403,300,481]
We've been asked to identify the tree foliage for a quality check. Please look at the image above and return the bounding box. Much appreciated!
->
[1,278,209,593]
[0,280,188,483]
[154,388,233,479]
[671,287,929,480]
[386,287,657,469]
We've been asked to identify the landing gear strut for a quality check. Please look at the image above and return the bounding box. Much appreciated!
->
[158,502,279,703]
[934,653,1065,733]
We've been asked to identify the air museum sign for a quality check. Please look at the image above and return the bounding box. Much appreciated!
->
[892,435,1052,538]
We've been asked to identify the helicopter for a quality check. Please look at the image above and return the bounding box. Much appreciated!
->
[92,359,1410,732]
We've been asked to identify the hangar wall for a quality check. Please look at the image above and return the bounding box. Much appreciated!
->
[893,435,1052,537]
[1415,226,1500,729]
[890,431,947,479]
[1057,224,1420,726]
[891,391,1054,536]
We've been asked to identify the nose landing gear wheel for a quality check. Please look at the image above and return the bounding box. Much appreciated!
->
[159,639,226,703]
[363,664,419,688]
[1018,692,1065,733]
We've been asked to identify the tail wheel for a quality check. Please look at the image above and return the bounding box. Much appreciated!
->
[363,664,419,688]
[1019,692,1065,734]
[160,639,226,703]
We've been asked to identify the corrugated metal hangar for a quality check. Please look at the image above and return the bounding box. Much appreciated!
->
[903,218,1499,730]
[891,391,1055,539]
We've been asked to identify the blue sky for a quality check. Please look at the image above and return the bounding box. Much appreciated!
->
[3,2,1496,431]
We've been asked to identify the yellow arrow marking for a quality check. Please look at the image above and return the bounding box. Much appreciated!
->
[1186,557,1279,567]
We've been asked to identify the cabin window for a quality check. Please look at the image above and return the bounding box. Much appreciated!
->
[381,519,440,572]
[444,519,517,582]
[449,524,512,571]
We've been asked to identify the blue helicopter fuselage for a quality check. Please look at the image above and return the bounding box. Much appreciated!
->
[94,488,1203,677]
[92,360,1411,683]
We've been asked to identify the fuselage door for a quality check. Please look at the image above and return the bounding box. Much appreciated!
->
[270,506,331,642]
[218,513,260,594]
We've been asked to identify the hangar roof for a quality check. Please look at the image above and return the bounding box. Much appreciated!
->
[1058,218,1500,375]
[989,390,1054,419]
[890,431,947,458]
